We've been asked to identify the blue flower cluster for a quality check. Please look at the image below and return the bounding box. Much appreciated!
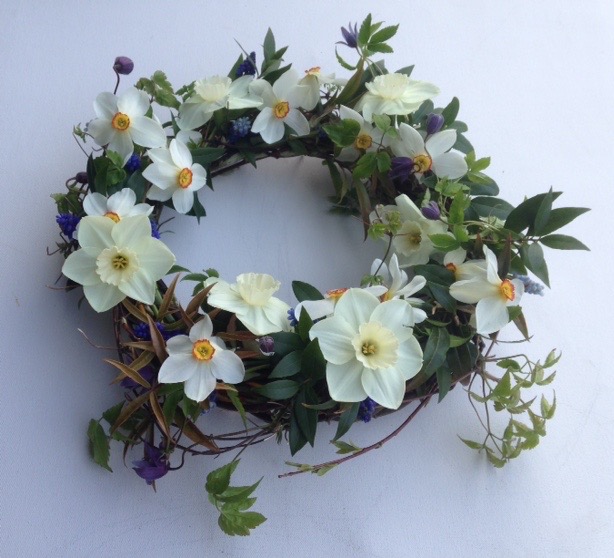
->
[512,274,545,296]
[56,213,81,240]
[132,321,179,341]
[124,154,141,172]
[228,116,252,143]
[287,308,299,327]
[358,397,377,423]
[236,52,256,77]
[150,218,161,239]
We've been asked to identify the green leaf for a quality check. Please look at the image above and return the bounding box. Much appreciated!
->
[87,420,112,472]
[492,371,512,398]
[470,196,515,220]
[353,152,378,179]
[373,113,391,132]
[358,14,373,46]
[429,234,461,253]
[540,234,589,251]
[422,327,450,377]
[446,342,478,378]
[268,332,304,357]
[227,389,248,428]
[301,339,326,381]
[253,379,300,400]
[101,402,124,427]
[395,65,414,77]
[539,207,590,235]
[413,264,456,312]
[459,437,484,450]
[334,402,360,441]
[504,191,562,233]
[335,48,357,71]
[294,389,318,447]
[218,509,266,536]
[441,97,460,126]
[216,479,262,503]
[292,280,324,302]
[206,460,239,495]
[297,307,313,342]
[323,119,360,148]
[436,366,452,402]
[262,28,275,62]
[376,151,391,173]
[190,147,225,167]
[520,243,550,287]
[533,188,554,235]
[162,389,184,427]
[370,24,399,44]
[366,43,393,54]
[289,412,308,455]
[269,351,303,379]
[332,440,362,454]
[448,191,469,225]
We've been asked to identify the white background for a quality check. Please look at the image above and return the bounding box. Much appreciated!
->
[1,1,612,556]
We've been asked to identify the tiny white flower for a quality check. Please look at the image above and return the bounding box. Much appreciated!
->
[177,75,262,130]
[449,246,524,335]
[158,314,245,402]
[356,73,439,122]
[207,273,291,336]
[83,188,153,222]
[391,123,467,179]
[250,70,311,144]
[88,87,166,164]
[143,139,208,214]
[61,215,175,312]
[297,66,347,111]
[309,289,423,409]
[336,105,384,162]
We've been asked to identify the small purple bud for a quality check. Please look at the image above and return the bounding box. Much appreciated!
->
[113,56,134,75]
[258,336,275,356]
[421,201,441,220]
[339,22,358,48]
[75,171,88,184]
[426,113,445,135]
[389,157,414,182]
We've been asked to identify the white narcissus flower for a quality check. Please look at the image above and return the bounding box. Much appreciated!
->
[391,123,467,179]
[372,194,447,268]
[336,105,385,162]
[158,314,245,402]
[356,73,439,122]
[449,246,524,335]
[177,75,262,130]
[370,254,428,323]
[443,248,488,281]
[249,70,311,144]
[88,87,166,164]
[309,289,423,410]
[83,188,153,222]
[207,273,291,336]
[143,139,208,214]
[297,66,347,110]
[61,215,175,312]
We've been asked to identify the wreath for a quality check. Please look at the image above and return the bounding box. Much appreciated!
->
[52,15,589,536]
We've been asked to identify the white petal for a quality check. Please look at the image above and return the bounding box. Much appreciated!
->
[129,237,175,279]
[94,92,118,119]
[475,296,510,335]
[83,192,108,216]
[395,123,424,158]
[339,105,364,124]
[394,193,424,222]
[333,289,379,331]
[484,246,501,285]
[326,360,368,403]
[88,118,115,147]
[450,278,497,304]
[76,215,113,251]
[112,215,151,247]
[159,352,199,383]
[191,164,208,189]
[107,132,134,164]
[235,306,278,336]
[262,297,292,332]
[249,79,276,107]
[425,130,457,157]
[142,161,179,189]
[309,315,356,365]
[361,366,406,409]
[207,283,245,314]
[431,152,468,179]
[146,147,175,167]
[165,335,193,356]
[177,101,211,130]
[117,87,149,117]
[189,315,214,341]
[396,336,423,380]
[396,275,427,298]
[251,109,284,144]
[61,250,99,286]
[83,282,125,312]
[169,139,193,169]
[107,188,136,216]
[508,279,525,306]
[295,299,334,321]
[370,299,415,341]
[444,247,467,267]
[401,80,440,104]
[119,268,156,304]
[172,188,195,214]
[146,184,173,202]
[129,116,167,149]
[272,69,300,99]
[284,109,310,137]
[210,350,245,384]
[184,368,217,402]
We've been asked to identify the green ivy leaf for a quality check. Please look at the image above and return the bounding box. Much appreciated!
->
[206,460,239,495]
[87,420,112,472]
[323,119,360,148]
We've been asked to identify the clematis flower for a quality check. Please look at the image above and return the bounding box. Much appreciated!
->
[177,75,262,130]
[83,188,153,222]
[132,444,169,485]
[61,215,175,312]
[372,194,447,268]
[250,70,311,144]
[390,123,467,179]
[370,254,428,323]
[297,67,347,111]
[356,73,439,122]
[143,139,208,214]
[158,314,245,402]
[207,273,291,336]
[449,246,524,335]
[88,87,166,165]
[336,105,384,162]
[309,289,423,409]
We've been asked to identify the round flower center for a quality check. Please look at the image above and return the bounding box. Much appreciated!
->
[355,133,373,150]
[178,168,193,189]
[236,273,280,306]
[111,112,131,131]
[104,211,120,223]
[305,66,321,76]
[412,154,432,173]
[445,262,457,274]
[352,321,399,370]
[274,101,290,119]
[326,288,348,302]
[96,246,139,286]
[500,279,515,301]
[192,339,216,361]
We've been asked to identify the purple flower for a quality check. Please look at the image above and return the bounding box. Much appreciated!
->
[113,56,134,75]
[426,113,445,135]
[56,213,81,240]
[338,22,358,48]
[258,336,275,356]
[120,365,156,390]
[132,444,169,485]
[150,218,161,239]
[389,157,414,183]
[124,153,141,172]
[421,201,441,220]
[132,321,179,341]
[358,397,377,423]
[236,52,257,77]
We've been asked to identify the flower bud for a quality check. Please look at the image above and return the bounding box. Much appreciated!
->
[258,336,275,356]
[339,22,358,48]
[75,171,88,184]
[421,201,441,220]
[113,56,134,75]
[426,113,445,135]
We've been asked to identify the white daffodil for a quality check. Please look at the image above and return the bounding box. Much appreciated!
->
[370,254,428,323]
[372,194,447,268]
[449,246,524,335]
[62,215,175,312]
[336,105,384,162]
[143,139,208,214]
[390,123,467,179]
[83,188,153,223]
[309,289,423,409]
[443,248,488,282]
[249,70,311,144]
[158,314,245,402]
[297,66,347,111]
[356,73,439,122]
[207,273,291,336]
[177,75,262,131]
[88,87,166,165]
